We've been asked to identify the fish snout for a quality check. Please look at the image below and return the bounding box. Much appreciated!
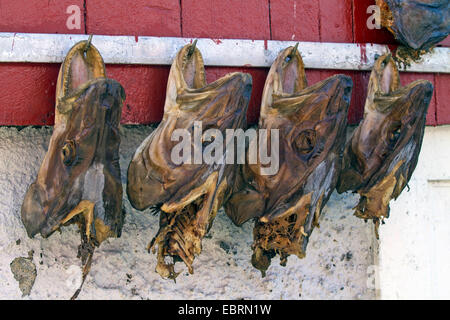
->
[127,160,166,211]
[21,183,47,238]
[410,80,434,108]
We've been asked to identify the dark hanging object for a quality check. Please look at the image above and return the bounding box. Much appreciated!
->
[337,53,433,237]
[21,38,126,298]
[224,46,352,276]
[377,0,449,50]
[127,42,252,279]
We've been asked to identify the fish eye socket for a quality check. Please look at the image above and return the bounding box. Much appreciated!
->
[389,124,402,144]
[294,129,316,155]
[61,140,76,166]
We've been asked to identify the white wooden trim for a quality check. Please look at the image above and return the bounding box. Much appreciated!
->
[0,32,448,73]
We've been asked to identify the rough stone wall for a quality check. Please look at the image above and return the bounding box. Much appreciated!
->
[0,126,377,299]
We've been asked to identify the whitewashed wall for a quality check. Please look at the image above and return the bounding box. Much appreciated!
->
[378,126,450,300]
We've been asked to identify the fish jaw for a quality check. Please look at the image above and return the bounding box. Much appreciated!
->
[148,173,228,279]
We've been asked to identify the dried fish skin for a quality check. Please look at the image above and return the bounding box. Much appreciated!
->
[337,53,433,237]
[127,43,252,279]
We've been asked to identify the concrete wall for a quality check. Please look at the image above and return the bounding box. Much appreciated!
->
[0,125,377,300]
[1,125,449,299]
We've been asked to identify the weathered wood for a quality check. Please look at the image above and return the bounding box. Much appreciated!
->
[1,33,449,73]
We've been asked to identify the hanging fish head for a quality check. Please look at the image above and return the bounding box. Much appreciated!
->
[376,0,449,51]
[338,53,433,193]
[257,46,351,223]
[127,42,252,278]
[229,46,352,274]
[337,53,433,235]
[128,43,252,211]
[21,41,125,241]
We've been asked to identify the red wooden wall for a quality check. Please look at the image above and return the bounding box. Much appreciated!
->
[0,0,448,126]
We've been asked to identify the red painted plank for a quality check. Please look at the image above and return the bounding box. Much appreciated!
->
[305,70,324,87]
[346,71,371,125]
[435,74,450,125]
[106,65,169,124]
[271,0,352,42]
[0,0,85,34]
[270,0,320,41]
[205,67,268,125]
[352,0,396,44]
[318,0,353,42]
[181,0,270,39]
[0,63,59,126]
[0,0,446,126]
[181,0,270,125]
[84,0,181,125]
[86,0,181,36]
[109,66,268,125]
[1,64,439,126]
[0,64,170,126]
